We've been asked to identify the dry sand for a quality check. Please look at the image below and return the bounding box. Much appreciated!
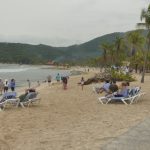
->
[0,71,150,150]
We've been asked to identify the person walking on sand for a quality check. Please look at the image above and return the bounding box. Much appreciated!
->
[81,77,85,90]
[47,75,52,86]
[62,76,68,90]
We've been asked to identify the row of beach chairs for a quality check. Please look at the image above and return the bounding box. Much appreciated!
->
[93,86,145,105]
[0,92,41,110]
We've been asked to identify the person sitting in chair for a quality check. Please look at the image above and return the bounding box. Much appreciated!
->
[109,80,119,93]
[98,80,110,94]
[114,82,128,97]
[105,82,128,99]
[19,88,36,102]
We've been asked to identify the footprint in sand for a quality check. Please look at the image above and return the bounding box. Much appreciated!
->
[0,139,10,150]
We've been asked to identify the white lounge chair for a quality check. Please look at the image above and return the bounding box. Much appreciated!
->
[0,92,20,110]
[19,92,41,108]
[127,86,145,104]
[98,94,138,105]
[98,87,145,105]
[132,87,146,103]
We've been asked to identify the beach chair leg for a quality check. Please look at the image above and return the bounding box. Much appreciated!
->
[20,103,25,108]
[28,102,31,107]
[0,105,4,111]
[16,99,20,107]
[121,99,128,105]
[2,103,6,110]
[106,98,112,104]
[98,98,104,104]
[130,99,134,104]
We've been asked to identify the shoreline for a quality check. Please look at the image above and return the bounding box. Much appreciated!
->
[14,67,88,94]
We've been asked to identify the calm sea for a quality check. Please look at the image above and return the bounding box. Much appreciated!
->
[0,64,70,88]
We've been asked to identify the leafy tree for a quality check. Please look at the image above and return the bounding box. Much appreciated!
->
[127,31,145,73]
[114,36,126,65]
[137,4,150,83]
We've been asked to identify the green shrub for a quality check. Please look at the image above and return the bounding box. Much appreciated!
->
[111,70,135,82]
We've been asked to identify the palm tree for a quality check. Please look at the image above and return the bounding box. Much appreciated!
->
[137,4,150,83]
[101,42,115,66]
[114,36,126,65]
[127,31,145,56]
[101,43,109,63]
[108,44,115,64]
[115,36,123,54]
[127,30,145,73]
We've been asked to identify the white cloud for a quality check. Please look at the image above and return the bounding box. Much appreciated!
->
[0,0,149,46]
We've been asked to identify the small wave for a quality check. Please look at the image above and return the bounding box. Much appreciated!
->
[0,68,30,73]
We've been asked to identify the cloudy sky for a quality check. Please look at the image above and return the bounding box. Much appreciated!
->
[0,0,149,46]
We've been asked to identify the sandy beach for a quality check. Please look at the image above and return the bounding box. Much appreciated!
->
[0,71,150,150]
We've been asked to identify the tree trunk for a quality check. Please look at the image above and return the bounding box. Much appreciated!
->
[141,32,150,83]
[141,55,147,83]
[135,64,138,73]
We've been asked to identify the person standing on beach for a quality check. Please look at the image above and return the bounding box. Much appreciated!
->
[80,77,85,90]
[10,79,16,91]
[27,79,31,88]
[0,79,4,95]
[62,76,68,90]
[47,75,52,86]
[56,73,61,82]
[4,79,9,93]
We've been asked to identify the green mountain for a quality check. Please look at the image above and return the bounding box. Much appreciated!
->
[0,31,139,64]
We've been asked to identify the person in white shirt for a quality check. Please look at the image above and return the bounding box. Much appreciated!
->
[4,79,9,93]
[99,80,110,94]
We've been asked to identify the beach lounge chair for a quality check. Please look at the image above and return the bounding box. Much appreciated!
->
[19,92,41,108]
[98,94,138,105]
[0,92,20,110]
[98,87,145,105]
[132,87,146,103]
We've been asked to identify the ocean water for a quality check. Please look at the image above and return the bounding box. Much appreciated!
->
[0,64,70,88]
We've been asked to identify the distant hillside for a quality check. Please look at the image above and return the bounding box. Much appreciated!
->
[0,31,142,64]
[61,32,124,62]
